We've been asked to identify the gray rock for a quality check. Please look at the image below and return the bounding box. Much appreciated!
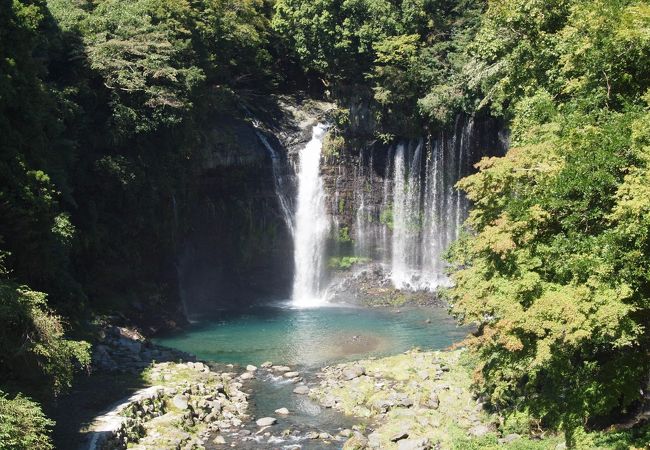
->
[305,431,320,439]
[390,393,414,408]
[322,395,338,408]
[274,365,291,372]
[284,371,300,378]
[342,366,366,380]
[343,434,368,450]
[246,365,257,372]
[372,399,393,413]
[319,432,333,440]
[239,372,255,380]
[172,394,190,410]
[426,393,439,409]
[469,424,491,437]
[390,430,409,442]
[397,438,431,450]
[367,432,381,448]
[275,407,290,415]
[213,435,226,445]
[261,361,273,368]
[339,429,353,437]
[500,433,521,444]
[256,417,277,427]
[293,385,310,395]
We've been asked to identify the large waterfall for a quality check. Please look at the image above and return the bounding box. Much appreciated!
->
[292,124,330,307]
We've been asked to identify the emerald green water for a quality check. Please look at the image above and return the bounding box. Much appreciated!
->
[156,303,467,368]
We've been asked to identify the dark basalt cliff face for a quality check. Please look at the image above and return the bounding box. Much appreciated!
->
[172,94,506,319]
[176,97,334,317]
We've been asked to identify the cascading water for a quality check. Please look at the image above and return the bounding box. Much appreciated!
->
[390,140,424,289]
[254,131,295,235]
[292,124,330,307]
[341,116,485,292]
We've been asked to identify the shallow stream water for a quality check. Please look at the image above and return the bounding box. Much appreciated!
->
[156,303,467,449]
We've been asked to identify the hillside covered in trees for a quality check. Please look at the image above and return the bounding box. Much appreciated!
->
[1,0,649,448]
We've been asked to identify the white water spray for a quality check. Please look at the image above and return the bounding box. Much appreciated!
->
[292,124,330,307]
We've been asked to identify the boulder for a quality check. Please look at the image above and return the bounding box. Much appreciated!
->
[425,393,439,409]
[246,365,257,372]
[292,385,310,395]
[256,417,277,427]
[342,366,366,380]
[390,430,409,442]
[172,394,190,410]
[343,434,369,450]
[261,361,273,368]
[239,372,255,380]
[284,371,300,378]
[275,407,290,415]
[367,432,381,448]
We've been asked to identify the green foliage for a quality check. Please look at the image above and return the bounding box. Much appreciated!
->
[379,205,393,230]
[445,0,650,440]
[328,256,370,270]
[0,392,54,450]
[273,0,485,133]
[0,276,91,395]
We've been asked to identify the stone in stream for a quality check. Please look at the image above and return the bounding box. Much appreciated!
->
[305,431,320,439]
[283,371,300,378]
[261,361,273,368]
[256,417,277,427]
[273,365,291,372]
[339,429,353,437]
[239,372,255,380]
[213,435,226,445]
[275,407,290,415]
[292,385,310,395]
[246,365,257,372]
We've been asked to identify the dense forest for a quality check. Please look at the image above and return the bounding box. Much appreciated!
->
[1,0,649,448]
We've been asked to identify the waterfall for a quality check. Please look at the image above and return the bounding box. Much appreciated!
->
[292,124,330,307]
[254,130,295,236]
[390,140,424,289]
[344,117,477,291]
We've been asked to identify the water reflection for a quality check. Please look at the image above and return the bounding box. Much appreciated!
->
[156,303,467,368]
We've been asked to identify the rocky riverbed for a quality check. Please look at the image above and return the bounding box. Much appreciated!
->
[84,361,248,450]
[76,323,566,450]
[310,349,565,450]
